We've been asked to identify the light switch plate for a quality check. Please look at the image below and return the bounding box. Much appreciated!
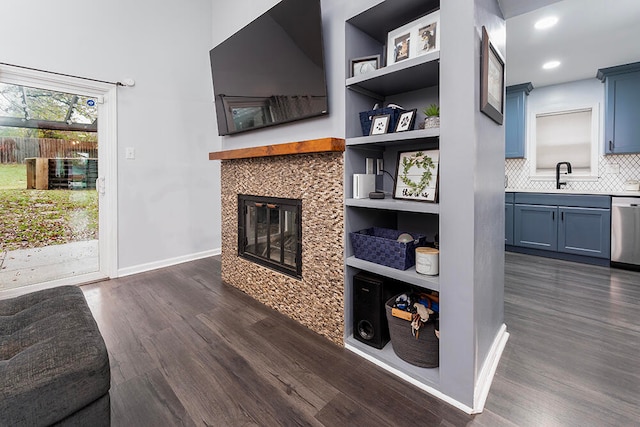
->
[125,147,135,160]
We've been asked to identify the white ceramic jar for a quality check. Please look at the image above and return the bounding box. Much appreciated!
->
[415,247,439,275]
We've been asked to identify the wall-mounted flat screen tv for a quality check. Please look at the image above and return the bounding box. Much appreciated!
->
[209,0,328,136]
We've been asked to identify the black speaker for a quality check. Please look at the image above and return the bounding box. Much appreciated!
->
[353,273,391,349]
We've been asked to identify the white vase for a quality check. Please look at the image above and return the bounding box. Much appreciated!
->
[424,116,440,128]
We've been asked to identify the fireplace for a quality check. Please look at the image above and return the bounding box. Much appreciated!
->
[238,194,302,278]
[212,138,345,345]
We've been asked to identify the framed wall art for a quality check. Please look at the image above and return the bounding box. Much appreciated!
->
[386,10,440,66]
[393,149,439,202]
[480,26,505,125]
[350,54,381,77]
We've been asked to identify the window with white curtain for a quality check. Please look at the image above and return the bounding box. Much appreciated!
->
[530,104,600,179]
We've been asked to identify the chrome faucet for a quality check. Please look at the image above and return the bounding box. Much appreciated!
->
[556,162,572,189]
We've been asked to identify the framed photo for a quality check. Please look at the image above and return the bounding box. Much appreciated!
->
[394,109,417,132]
[370,114,391,135]
[480,26,505,125]
[393,150,439,202]
[350,55,380,78]
[415,11,440,57]
[387,10,440,66]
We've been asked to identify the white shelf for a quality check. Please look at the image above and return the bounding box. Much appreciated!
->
[346,128,439,146]
[346,256,440,291]
[345,197,439,214]
[345,335,440,386]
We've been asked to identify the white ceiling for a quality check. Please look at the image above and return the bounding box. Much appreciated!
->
[501,0,640,88]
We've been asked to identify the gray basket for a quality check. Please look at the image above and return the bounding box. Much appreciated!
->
[385,295,439,368]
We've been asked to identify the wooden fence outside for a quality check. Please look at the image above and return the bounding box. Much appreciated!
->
[0,137,98,164]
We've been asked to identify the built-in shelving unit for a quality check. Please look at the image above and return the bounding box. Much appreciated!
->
[343,0,443,396]
[343,0,507,414]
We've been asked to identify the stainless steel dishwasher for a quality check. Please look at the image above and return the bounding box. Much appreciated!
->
[611,197,640,268]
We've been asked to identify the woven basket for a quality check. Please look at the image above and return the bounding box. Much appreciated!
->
[385,295,439,368]
[350,227,425,270]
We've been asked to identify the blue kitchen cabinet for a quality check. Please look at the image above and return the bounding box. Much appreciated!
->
[558,207,611,258]
[505,193,514,245]
[514,204,557,251]
[598,62,640,154]
[510,193,611,262]
[505,83,533,159]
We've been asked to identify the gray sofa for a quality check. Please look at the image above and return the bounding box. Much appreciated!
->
[0,286,111,426]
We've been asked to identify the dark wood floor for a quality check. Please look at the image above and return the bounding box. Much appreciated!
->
[81,252,640,426]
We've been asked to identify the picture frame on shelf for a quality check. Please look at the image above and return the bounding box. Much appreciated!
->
[386,10,440,66]
[369,114,391,135]
[394,109,417,132]
[480,26,505,125]
[415,11,440,57]
[393,149,439,202]
[350,55,381,78]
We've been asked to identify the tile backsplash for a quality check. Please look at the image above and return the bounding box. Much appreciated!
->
[505,154,640,192]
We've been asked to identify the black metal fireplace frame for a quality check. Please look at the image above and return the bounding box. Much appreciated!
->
[237,194,302,279]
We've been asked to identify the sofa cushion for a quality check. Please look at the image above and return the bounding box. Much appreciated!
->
[0,286,110,426]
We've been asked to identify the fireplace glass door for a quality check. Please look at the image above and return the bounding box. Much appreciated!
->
[239,195,302,278]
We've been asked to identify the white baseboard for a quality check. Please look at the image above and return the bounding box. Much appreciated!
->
[472,323,510,414]
[117,248,221,278]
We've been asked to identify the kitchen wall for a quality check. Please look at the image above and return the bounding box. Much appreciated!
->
[505,78,640,192]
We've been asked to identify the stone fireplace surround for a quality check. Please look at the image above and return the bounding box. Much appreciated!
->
[213,139,345,345]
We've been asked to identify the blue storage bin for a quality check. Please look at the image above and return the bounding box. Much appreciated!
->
[350,227,426,270]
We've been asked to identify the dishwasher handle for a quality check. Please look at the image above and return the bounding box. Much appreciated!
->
[612,197,640,208]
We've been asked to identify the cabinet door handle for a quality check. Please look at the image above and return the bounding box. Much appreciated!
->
[552,211,555,220]
[609,140,614,151]
[561,212,564,221]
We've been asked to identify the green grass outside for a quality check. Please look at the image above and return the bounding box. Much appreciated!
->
[0,164,28,190]
[0,164,98,251]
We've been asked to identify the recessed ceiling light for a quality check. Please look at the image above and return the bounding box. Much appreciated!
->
[542,60,561,70]
[534,16,558,30]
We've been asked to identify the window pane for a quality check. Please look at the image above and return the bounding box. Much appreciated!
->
[536,109,591,172]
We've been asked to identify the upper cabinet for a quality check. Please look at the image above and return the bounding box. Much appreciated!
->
[505,83,532,159]
[598,62,640,155]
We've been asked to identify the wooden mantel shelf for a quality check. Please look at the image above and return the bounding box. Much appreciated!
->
[209,137,345,161]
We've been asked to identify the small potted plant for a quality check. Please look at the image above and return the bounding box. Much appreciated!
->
[422,104,440,129]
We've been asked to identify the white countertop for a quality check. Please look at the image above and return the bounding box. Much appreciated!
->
[506,188,640,197]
